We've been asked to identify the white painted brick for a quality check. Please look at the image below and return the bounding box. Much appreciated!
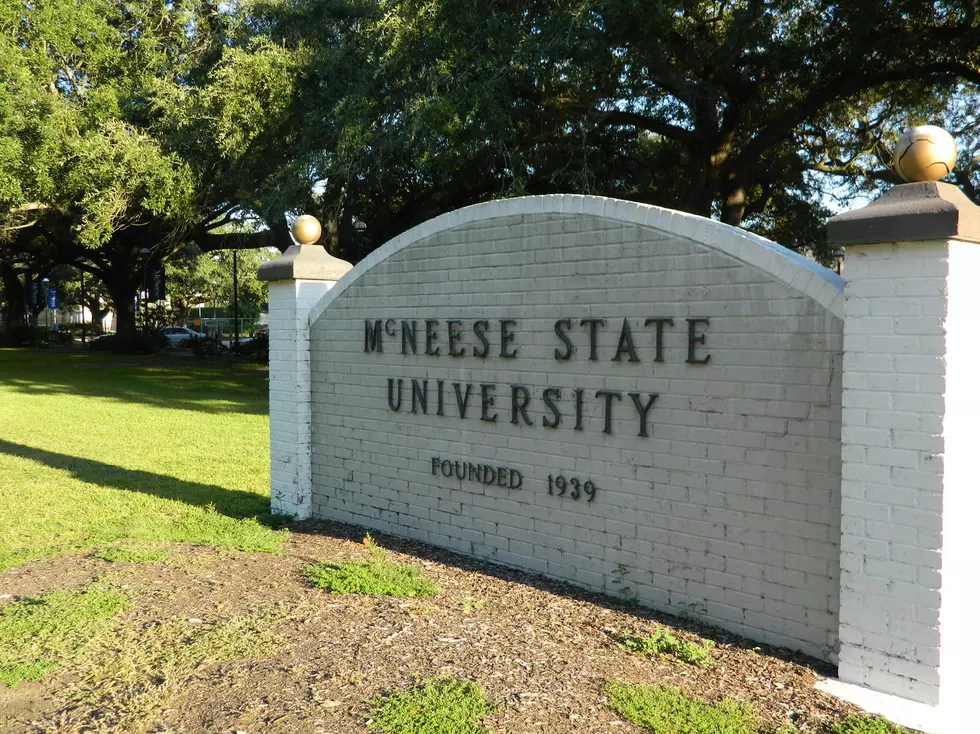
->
[835,233,980,729]
[267,278,338,519]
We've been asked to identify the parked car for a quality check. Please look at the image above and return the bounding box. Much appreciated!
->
[251,325,269,338]
[159,326,208,346]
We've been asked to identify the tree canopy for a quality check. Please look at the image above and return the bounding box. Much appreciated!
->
[0,0,304,334]
[2,0,979,336]
[298,0,980,261]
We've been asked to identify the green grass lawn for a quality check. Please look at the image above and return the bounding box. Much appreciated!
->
[0,350,285,570]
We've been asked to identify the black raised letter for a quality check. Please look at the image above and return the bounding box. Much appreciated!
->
[453,382,473,418]
[387,378,403,410]
[480,383,498,422]
[612,318,640,362]
[580,318,606,361]
[644,318,674,363]
[401,320,418,354]
[542,387,561,429]
[411,379,428,414]
[447,320,464,357]
[628,392,659,438]
[500,319,518,358]
[510,385,533,426]
[595,390,623,435]
[473,320,490,358]
[574,388,584,431]
[425,319,441,355]
[554,319,573,360]
[686,318,711,364]
[436,380,445,416]
[365,320,383,352]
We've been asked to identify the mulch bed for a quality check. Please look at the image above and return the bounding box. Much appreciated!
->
[0,519,862,733]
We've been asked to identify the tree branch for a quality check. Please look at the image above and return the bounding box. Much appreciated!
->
[736,60,980,173]
[548,101,702,147]
[195,219,292,253]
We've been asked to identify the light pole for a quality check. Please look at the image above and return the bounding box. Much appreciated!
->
[210,252,238,347]
[209,279,217,327]
[138,248,151,331]
[80,269,86,344]
[76,257,88,344]
[18,264,30,325]
[41,278,49,329]
[232,249,239,348]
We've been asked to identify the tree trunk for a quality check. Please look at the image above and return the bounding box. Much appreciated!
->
[719,168,749,227]
[86,295,109,333]
[0,262,27,328]
[105,277,139,338]
[720,186,747,226]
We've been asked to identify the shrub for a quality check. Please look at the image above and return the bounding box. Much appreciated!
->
[191,335,227,359]
[0,325,47,347]
[44,329,74,346]
[57,323,105,338]
[88,331,167,354]
[233,332,268,362]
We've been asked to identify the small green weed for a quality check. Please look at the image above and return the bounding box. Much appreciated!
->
[368,678,494,734]
[833,715,911,734]
[303,535,438,597]
[606,683,756,733]
[618,628,715,668]
[461,597,485,615]
[94,546,169,564]
[0,586,129,687]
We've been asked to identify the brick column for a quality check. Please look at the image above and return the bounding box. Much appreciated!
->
[819,182,980,734]
[258,223,351,519]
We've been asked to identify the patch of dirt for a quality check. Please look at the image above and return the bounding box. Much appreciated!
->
[0,521,861,733]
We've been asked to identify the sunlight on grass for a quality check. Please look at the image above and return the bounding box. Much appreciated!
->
[0,351,284,568]
[0,586,129,687]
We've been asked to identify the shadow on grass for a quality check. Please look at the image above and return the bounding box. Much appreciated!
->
[0,439,279,525]
[293,518,838,678]
[0,350,268,415]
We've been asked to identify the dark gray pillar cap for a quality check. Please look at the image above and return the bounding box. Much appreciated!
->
[828,182,980,246]
[257,244,353,282]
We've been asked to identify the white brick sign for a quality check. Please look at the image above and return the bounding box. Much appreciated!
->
[305,196,845,660]
[259,186,980,733]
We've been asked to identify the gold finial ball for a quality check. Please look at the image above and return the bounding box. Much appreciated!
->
[292,215,322,245]
[893,125,957,182]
